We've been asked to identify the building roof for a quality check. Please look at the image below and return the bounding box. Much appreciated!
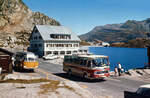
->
[35,25,81,41]
[0,48,14,56]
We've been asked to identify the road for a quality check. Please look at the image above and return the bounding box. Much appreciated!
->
[38,59,148,98]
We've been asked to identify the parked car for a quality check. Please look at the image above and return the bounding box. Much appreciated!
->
[124,84,150,98]
[43,54,58,60]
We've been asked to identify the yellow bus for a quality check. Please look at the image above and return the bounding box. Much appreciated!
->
[13,52,38,71]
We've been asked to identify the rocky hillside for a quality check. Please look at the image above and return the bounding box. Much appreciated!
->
[0,0,60,49]
[79,18,150,47]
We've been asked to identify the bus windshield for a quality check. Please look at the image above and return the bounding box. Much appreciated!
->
[91,58,109,67]
[28,58,35,61]
[24,56,35,62]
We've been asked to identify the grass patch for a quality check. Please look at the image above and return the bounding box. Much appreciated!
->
[39,80,60,94]
[39,82,81,96]
[59,85,75,92]
[0,78,53,84]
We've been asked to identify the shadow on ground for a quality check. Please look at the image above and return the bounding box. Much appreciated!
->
[53,73,106,83]
[13,67,35,73]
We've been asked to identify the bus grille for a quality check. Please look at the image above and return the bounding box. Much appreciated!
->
[95,70,108,74]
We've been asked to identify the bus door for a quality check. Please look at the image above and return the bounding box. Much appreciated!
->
[76,59,87,76]
[70,56,81,75]
[85,60,93,77]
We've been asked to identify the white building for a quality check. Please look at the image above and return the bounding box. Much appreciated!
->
[28,25,81,57]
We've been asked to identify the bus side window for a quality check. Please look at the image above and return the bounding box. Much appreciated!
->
[73,57,79,64]
[80,59,84,65]
[87,61,91,68]
[64,56,71,63]
[83,60,87,66]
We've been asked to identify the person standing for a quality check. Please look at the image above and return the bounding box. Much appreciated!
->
[118,62,122,76]
[114,66,118,77]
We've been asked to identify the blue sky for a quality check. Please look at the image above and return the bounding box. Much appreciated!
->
[23,0,150,35]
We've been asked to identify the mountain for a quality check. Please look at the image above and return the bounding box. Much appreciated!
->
[79,19,150,44]
[0,0,60,48]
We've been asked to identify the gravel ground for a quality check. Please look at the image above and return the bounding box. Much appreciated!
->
[0,73,96,98]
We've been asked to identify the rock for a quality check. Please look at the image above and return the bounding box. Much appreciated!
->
[0,0,60,49]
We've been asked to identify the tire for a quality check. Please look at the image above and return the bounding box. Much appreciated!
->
[30,69,34,72]
[9,63,13,73]
[83,73,88,81]
[14,61,17,67]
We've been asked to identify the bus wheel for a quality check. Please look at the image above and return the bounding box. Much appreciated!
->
[30,69,34,72]
[67,69,72,77]
[83,73,88,81]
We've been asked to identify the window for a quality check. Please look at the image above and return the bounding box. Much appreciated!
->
[49,44,52,47]
[83,60,87,66]
[142,90,150,97]
[30,37,33,40]
[80,60,87,66]
[47,51,52,55]
[73,51,77,54]
[66,51,71,54]
[64,56,72,62]
[50,34,71,39]
[28,58,35,61]
[84,50,87,53]
[34,29,38,33]
[34,36,38,40]
[31,44,34,48]
[50,34,54,38]
[39,36,42,39]
[60,51,65,55]
[34,44,37,47]
[74,44,78,47]
[79,50,82,52]
[53,51,58,55]
[39,44,42,47]
[87,61,91,68]
[137,88,150,95]
[73,57,80,64]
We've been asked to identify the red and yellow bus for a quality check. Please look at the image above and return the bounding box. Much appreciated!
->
[63,54,110,80]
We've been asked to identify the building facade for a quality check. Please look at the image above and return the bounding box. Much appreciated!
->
[28,25,81,57]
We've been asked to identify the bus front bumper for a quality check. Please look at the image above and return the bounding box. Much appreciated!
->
[23,66,38,69]
[88,73,110,79]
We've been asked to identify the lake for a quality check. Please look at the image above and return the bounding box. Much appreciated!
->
[89,47,148,71]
